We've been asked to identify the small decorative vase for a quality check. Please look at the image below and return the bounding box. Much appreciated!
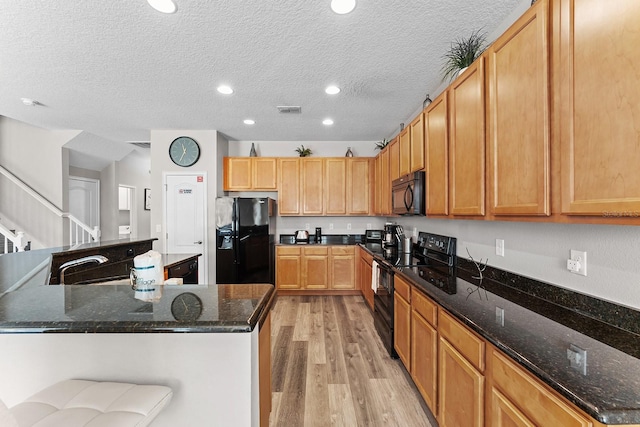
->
[345,147,354,157]
[249,143,257,157]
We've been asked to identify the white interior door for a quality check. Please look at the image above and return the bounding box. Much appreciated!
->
[69,177,100,229]
[165,173,207,284]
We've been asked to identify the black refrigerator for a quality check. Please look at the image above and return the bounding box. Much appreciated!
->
[215,197,276,284]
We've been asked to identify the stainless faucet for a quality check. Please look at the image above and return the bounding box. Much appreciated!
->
[58,255,108,284]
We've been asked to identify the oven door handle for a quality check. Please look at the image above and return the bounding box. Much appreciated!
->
[404,184,414,211]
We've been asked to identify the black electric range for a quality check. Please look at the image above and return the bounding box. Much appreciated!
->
[372,232,457,358]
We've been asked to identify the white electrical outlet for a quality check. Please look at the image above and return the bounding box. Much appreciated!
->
[155,224,162,232]
[305,223,310,230]
[496,239,505,257]
[329,223,334,230]
[413,227,418,237]
[367,223,372,230]
[495,307,505,327]
[567,344,587,375]
[567,250,587,276]
[347,223,352,230]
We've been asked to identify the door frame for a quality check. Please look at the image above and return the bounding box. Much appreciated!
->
[68,176,100,229]
[162,172,208,284]
[118,184,137,239]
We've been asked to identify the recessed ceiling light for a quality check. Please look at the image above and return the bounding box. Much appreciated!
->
[323,119,334,126]
[20,98,38,106]
[325,85,341,95]
[244,119,255,125]
[147,0,177,14]
[217,85,234,95]
[331,0,356,14]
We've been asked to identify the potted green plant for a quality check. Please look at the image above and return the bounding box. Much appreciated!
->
[374,139,390,151]
[441,29,487,82]
[295,145,312,157]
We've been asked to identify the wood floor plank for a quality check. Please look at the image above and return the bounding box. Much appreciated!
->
[303,363,330,427]
[333,296,358,344]
[308,311,326,365]
[293,302,311,341]
[323,297,349,384]
[342,342,377,426]
[328,383,358,426]
[271,325,294,393]
[276,340,308,426]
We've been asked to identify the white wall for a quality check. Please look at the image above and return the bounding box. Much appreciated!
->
[116,150,151,240]
[150,130,221,284]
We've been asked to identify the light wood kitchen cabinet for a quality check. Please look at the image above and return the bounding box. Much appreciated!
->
[399,128,411,177]
[411,289,439,415]
[394,275,411,369]
[438,310,485,427]
[389,136,400,182]
[347,158,372,215]
[410,113,425,173]
[324,158,347,215]
[301,246,329,289]
[223,157,277,191]
[449,58,486,217]
[301,158,324,215]
[487,346,591,427]
[425,92,449,216]
[329,246,355,289]
[487,0,550,217]
[359,247,374,310]
[278,158,300,215]
[275,246,301,289]
[375,147,391,216]
[556,0,640,218]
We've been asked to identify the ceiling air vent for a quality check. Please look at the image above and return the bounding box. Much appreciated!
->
[127,141,151,148]
[277,106,302,114]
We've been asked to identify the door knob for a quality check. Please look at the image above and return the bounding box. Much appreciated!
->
[194,241,203,244]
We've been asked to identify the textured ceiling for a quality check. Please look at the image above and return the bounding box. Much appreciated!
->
[0,0,523,145]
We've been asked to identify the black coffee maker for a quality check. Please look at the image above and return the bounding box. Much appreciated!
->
[383,223,404,248]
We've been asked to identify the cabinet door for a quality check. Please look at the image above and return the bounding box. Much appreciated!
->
[347,158,371,215]
[389,136,400,182]
[301,158,324,215]
[324,158,347,215]
[411,307,438,415]
[253,158,277,190]
[302,247,329,289]
[361,256,374,310]
[223,157,252,191]
[278,158,300,215]
[491,388,535,427]
[381,148,391,215]
[410,113,425,172]
[399,129,411,176]
[374,154,382,215]
[275,246,301,289]
[557,0,640,217]
[394,276,411,369]
[330,247,355,289]
[425,92,449,216]
[449,59,486,216]
[487,0,550,216]
[438,337,484,427]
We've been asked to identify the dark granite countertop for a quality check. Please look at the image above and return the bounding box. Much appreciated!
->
[278,234,366,245]
[358,241,640,425]
[0,283,275,333]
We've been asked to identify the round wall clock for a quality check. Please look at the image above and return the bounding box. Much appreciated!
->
[169,136,200,167]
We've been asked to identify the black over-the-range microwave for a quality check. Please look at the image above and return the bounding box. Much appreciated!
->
[391,171,425,216]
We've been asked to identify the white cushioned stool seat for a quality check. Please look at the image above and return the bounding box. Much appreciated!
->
[7,380,172,427]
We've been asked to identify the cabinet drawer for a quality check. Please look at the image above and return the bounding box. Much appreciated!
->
[330,246,355,256]
[277,246,301,256]
[438,310,485,372]
[491,349,591,427]
[412,289,437,326]
[395,275,411,302]
[304,246,329,256]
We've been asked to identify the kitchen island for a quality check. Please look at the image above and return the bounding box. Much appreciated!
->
[0,263,275,426]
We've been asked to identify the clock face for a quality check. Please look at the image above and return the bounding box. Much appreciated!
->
[169,136,200,167]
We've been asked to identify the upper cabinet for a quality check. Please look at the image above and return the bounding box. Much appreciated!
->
[324,158,347,215]
[399,129,411,177]
[487,0,550,217]
[347,158,372,215]
[278,158,301,215]
[425,92,449,216]
[449,58,486,217]
[223,157,277,191]
[409,114,425,173]
[556,0,640,218]
[301,158,324,215]
[389,136,400,182]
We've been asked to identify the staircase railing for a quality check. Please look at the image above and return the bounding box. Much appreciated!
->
[0,223,26,253]
[0,165,100,247]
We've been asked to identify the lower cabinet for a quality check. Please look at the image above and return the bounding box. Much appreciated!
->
[411,290,439,415]
[276,245,357,291]
[359,247,374,310]
[487,346,591,427]
[394,276,411,368]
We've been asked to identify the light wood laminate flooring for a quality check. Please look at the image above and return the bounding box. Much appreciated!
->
[269,295,435,427]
